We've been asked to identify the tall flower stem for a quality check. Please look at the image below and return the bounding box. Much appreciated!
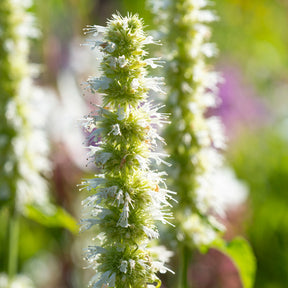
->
[8,207,19,282]
[178,244,190,288]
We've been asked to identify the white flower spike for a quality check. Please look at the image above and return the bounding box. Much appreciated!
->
[80,13,174,288]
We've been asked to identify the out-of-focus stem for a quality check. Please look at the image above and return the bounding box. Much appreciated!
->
[8,207,19,282]
[178,244,190,288]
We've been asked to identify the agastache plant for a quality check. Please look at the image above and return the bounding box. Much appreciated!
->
[80,13,175,288]
[0,0,49,282]
[148,0,226,285]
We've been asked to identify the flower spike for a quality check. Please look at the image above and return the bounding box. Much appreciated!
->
[80,13,174,288]
[148,0,226,247]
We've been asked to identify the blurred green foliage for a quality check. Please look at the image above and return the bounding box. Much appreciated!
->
[228,127,288,288]
[213,0,288,94]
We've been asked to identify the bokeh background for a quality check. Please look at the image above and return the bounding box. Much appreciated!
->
[1,0,288,287]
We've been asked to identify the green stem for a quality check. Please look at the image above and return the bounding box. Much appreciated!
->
[178,244,190,288]
[8,208,19,282]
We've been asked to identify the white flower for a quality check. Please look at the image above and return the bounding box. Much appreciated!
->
[194,23,211,39]
[83,25,107,36]
[202,43,218,57]
[131,78,140,91]
[129,259,136,271]
[85,246,107,261]
[117,200,130,228]
[88,76,111,91]
[145,58,164,69]
[190,0,209,9]
[91,271,116,288]
[117,107,126,120]
[103,186,118,198]
[80,218,100,232]
[142,225,159,239]
[125,192,134,209]
[149,187,176,208]
[147,0,171,15]
[150,208,174,226]
[197,10,218,22]
[206,117,226,149]
[144,77,165,94]
[142,35,161,45]
[148,245,174,265]
[182,214,217,246]
[118,55,128,68]
[181,82,193,94]
[93,207,112,219]
[195,128,211,147]
[202,92,219,108]
[114,189,124,206]
[208,215,225,232]
[119,260,128,273]
[81,194,99,207]
[141,102,170,127]
[193,225,217,246]
[105,41,116,53]
[149,152,171,167]
[79,176,106,193]
[207,166,248,213]
[135,154,150,170]
[108,124,121,136]
[151,261,174,274]
[108,56,117,69]
[87,128,104,144]
[194,147,223,173]
[183,133,192,145]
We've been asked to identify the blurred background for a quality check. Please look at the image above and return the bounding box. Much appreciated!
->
[1,0,288,287]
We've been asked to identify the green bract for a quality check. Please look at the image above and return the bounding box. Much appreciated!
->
[80,14,174,288]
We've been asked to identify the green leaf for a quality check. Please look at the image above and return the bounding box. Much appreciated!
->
[212,237,256,288]
[24,204,78,234]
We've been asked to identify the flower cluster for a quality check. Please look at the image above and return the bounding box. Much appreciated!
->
[148,0,226,247]
[0,0,50,211]
[80,13,174,287]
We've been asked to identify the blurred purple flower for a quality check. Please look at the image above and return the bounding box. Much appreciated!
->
[215,64,269,138]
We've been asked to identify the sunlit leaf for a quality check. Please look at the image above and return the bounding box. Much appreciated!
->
[24,204,78,234]
[212,237,256,288]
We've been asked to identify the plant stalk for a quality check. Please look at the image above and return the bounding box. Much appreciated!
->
[8,207,19,282]
[178,244,190,288]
